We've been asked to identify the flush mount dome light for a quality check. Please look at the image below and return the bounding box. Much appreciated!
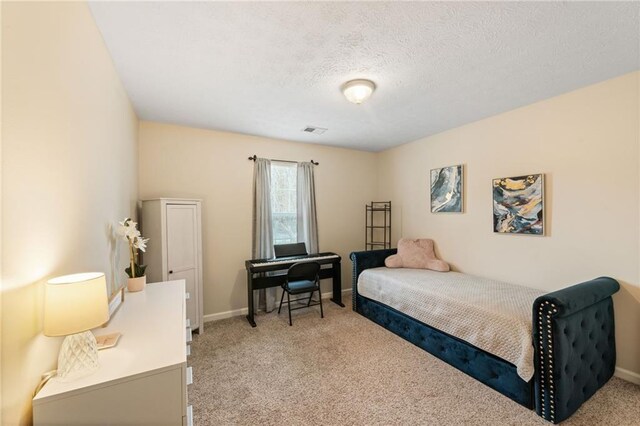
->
[341,79,376,104]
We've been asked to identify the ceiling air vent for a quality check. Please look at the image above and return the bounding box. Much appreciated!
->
[302,126,327,135]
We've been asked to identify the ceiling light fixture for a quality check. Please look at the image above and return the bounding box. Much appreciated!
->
[341,79,376,104]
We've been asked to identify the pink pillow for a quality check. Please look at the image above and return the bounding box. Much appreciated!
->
[385,238,450,272]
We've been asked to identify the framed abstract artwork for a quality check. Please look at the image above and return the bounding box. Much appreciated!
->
[430,164,463,213]
[492,174,544,235]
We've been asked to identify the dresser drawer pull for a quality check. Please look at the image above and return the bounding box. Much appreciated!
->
[187,405,193,426]
[186,345,191,357]
[186,327,192,343]
[186,366,193,386]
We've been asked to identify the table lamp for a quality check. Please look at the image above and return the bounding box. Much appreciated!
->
[44,272,109,381]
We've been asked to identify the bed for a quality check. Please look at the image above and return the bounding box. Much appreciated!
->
[350,249,620,424]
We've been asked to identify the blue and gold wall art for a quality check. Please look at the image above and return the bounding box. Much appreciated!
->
[492,174,544,235]
[430,165,463,213]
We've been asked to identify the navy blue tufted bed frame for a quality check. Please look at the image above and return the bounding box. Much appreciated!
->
[350,249,620,423]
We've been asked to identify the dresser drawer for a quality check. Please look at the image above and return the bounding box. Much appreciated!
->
[34,366,185,425]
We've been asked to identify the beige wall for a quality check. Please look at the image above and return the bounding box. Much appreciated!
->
[1,2,138,424]
[0,1,4,417]
[139,122,378,316]
[378,71,640,377]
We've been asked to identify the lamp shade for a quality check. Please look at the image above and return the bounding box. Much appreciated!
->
[44,272,109,337]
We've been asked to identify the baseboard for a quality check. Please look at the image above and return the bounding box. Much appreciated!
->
[203,307,248,322]
[615,366,640,385]
[203,289,352,323]
[322,288,352,300]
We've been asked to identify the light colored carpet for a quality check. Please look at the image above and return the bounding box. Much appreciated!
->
[189,301,640,425]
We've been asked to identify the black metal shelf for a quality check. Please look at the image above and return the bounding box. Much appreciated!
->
[365,201,391,251]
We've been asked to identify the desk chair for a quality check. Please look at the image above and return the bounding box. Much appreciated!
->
[278,262,323,326]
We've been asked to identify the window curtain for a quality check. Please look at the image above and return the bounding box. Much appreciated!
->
[297,162,319,254]
[252,158,277,312]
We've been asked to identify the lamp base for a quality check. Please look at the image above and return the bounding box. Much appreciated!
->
[56,331,100,382]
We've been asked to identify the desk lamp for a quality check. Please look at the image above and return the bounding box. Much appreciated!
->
[44,272,109,381]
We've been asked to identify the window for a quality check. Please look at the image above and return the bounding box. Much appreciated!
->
[271,162,297,245]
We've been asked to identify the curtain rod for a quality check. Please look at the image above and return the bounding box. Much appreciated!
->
[248,155,319,165]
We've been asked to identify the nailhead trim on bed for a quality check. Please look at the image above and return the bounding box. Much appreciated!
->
[538,301,558,423]
[351,258,357,311]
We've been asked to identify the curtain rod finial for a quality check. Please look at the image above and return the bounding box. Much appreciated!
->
[311,160,319,165]
[248,155,257,161]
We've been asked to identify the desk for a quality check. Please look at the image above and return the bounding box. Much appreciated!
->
[245,252,343,327]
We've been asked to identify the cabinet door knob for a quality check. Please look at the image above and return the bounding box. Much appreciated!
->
[169,270,174,274]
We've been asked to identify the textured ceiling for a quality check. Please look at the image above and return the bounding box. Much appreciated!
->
[88,2,639,152]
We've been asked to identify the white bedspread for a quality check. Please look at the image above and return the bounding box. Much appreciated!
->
[357,268,545,381]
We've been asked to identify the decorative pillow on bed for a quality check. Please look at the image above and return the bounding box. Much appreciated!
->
[385,238,450,272]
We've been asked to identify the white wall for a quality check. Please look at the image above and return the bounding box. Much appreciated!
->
[1,2,138,424]
[138,122,378,317]
[377,71,640,377]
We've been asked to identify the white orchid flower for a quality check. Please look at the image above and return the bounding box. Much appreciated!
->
[134,237,150,252]
[117,218,142,241]
[118,217,149,278]
[116,218,132,237]
[125,226,141,240]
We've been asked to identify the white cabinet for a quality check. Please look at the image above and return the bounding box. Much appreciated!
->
[33,281,192,426]
[141,198,204,332]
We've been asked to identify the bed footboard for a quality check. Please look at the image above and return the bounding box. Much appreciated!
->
[533,277,620,424]
[350,249,397,309]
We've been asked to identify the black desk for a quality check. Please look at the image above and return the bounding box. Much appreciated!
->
[244,252,343,327]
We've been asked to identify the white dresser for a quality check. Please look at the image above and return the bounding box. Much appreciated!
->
[33,281,194,426]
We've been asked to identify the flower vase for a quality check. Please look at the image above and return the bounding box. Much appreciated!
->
[127,275,146,292]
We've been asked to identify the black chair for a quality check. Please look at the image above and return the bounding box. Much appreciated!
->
[278,261,323,326]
